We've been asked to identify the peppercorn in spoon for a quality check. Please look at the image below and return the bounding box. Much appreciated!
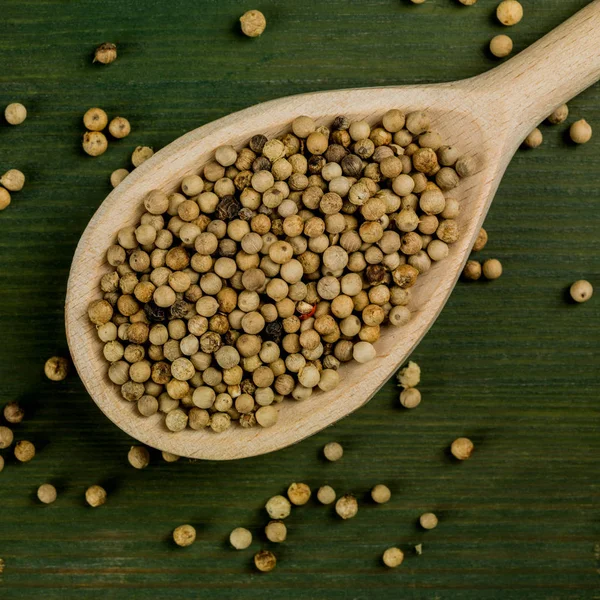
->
[66,2,600,459]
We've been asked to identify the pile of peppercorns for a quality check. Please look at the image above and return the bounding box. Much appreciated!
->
[88,110,476,433]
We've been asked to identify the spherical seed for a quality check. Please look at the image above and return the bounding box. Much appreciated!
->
[254,550,276,572]
[482,258,502,280]
[230,527,253,550]
[265,520,287,543]
[335,494,358,519]
[523,128,543,148]
[569,280,593,303]
[547,104,569,125]
[37,484,57,504]
[1,169,25,192]
[110,168,129,187]
[288,482,311,505]
[0,455,4,472]
[472,227,488,252]
[162,452,180,463]
[165,408,189,432]
[94,42,117,64]
[0,188,11,210]
[173,524,196,547]
[85,485,107,507]
[496,0,523,26]
[4,402,24,424]
[371,484,391,504]
[323,442,343,462]
[570,119,592,144]
[5,102,27,125]
[83,107,108,131]
[266,495,291,519]
[240,10,266,37]
[353,341,376,364]
[420,512,438,530]
[128,446,150,469]
[383,547,404,568]
[400,388,422,408]
[82,131,108,156]
[451,437,474,460]
[463,260,482,281]
[132,146,154,167]
[490,34,513,58]
[317,485,336,505]
[14,440,35,462]
[0,426,14,449]
[108,117,131,139]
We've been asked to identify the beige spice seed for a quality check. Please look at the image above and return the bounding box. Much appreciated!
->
[496,0,523,26]
[109,117,131,139]
[420,512,438,530]
[1,169,25,192]
[482,258,502,280]
[173,524,196,547]
[128,446,150,469]
[14,440,35,462]
[5,102,27,125]
[86,485,107,507]
[83,107,108,131]
[265,520,287,543]
[490,34,513,58]
[569,280,593,303]
[335,494,358,520]
[451,437,474,460]
[94,42,117,64]
[230,527,253,550]
[132,146,154,167]
[0,188,11,211]
[83,131,108,156]
[240,10,266,37]
[570,119,592,144]
[254,550,277,572]
[4,402,24,424]
[44,356,69,381]
[383,547,404,568]
[37,484,57,504]
[0,426,14,449]
[288,482,311,505]
[323,441,343,462]
[317,485,336,505]
[371,484,391,504]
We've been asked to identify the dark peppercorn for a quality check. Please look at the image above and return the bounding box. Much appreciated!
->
[366,264,386,284]
[324,144,348,163]
[240,379,257,395]
[249,134,268,154]
[216,195,241,220]
[341,154,363,178]
[341,200,359,214]
[238,207,254,221]
[223,330,237,346]
[144,301,167,322]
[271,219,284,236]
[264,320,283,344]
[169,300,190,319]
[234,170,253,190]
[323,342,334,356]
[258,205,273,216]
[252,156,271,172]
[332,129,351,148]
[308,155,326,174]
[332,116,350,130]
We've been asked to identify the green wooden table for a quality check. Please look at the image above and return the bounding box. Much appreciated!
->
[1,1,598,598]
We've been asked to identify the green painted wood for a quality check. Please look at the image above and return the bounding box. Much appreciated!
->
[0,0,599,598]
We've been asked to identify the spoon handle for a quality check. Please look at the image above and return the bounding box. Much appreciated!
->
[475,0,600,143]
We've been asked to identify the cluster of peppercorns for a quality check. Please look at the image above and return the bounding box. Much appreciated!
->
[89,110,476,434]
[82,107,131,158]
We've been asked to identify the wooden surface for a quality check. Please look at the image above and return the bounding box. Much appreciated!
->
[65,1,600,460]
[1,0,599,597]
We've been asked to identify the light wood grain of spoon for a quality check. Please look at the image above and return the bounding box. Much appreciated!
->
[66,2,600,460]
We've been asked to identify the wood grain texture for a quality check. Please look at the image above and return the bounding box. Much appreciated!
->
[1,0,599,597]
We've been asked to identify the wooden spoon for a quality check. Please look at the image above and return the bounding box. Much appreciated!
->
[66,2,600,460]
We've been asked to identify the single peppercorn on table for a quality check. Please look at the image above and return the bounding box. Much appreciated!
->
[1,1,599,598]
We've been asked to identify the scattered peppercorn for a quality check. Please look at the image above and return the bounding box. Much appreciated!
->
[496,0,523,26]
[3,402,24,424]
[463,260,482,281]
[490,35,513,58]
[110,168,129,188]
[371,484,391,504]
[0,426,14,449]
[5,102,27,125]
[1,169,25,192]
[547,104,569,125]
[570,119,592,144]
[265,520,287,543]
[0,188,10,211]
[94,42,117,64]
[83,107,108,132]
[482,258,502,280]
[382,547,404,567]
[85,485,107,507]
[162,451,180,463]
[335,494,358,520]
[131,146,154,167]
[266,495,291,519]
[108,117,131,139]
[317,485,336,505]
[173,524,196,547]
[323,442,343,462]
[14,440,35,462]
[569,280,593,303]
[523,128,543,149]
[230,527,253,550]
[83,131,108,157]
[400,387,421,408]
[128,445,150,469]
[396,361,420,389]
[419,512,438,530]
[240,10,266,37]
[44,356,69,381]
[254,549,276,572]
[472,227,488,252]
[0,455,4,473]
[287,482,311,506]
[37,483,57,504]
[451,437,474,460]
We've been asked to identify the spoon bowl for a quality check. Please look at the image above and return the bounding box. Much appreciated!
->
[65,2,600,459]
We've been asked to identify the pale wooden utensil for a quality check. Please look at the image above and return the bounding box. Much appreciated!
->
[66,2,600,460]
